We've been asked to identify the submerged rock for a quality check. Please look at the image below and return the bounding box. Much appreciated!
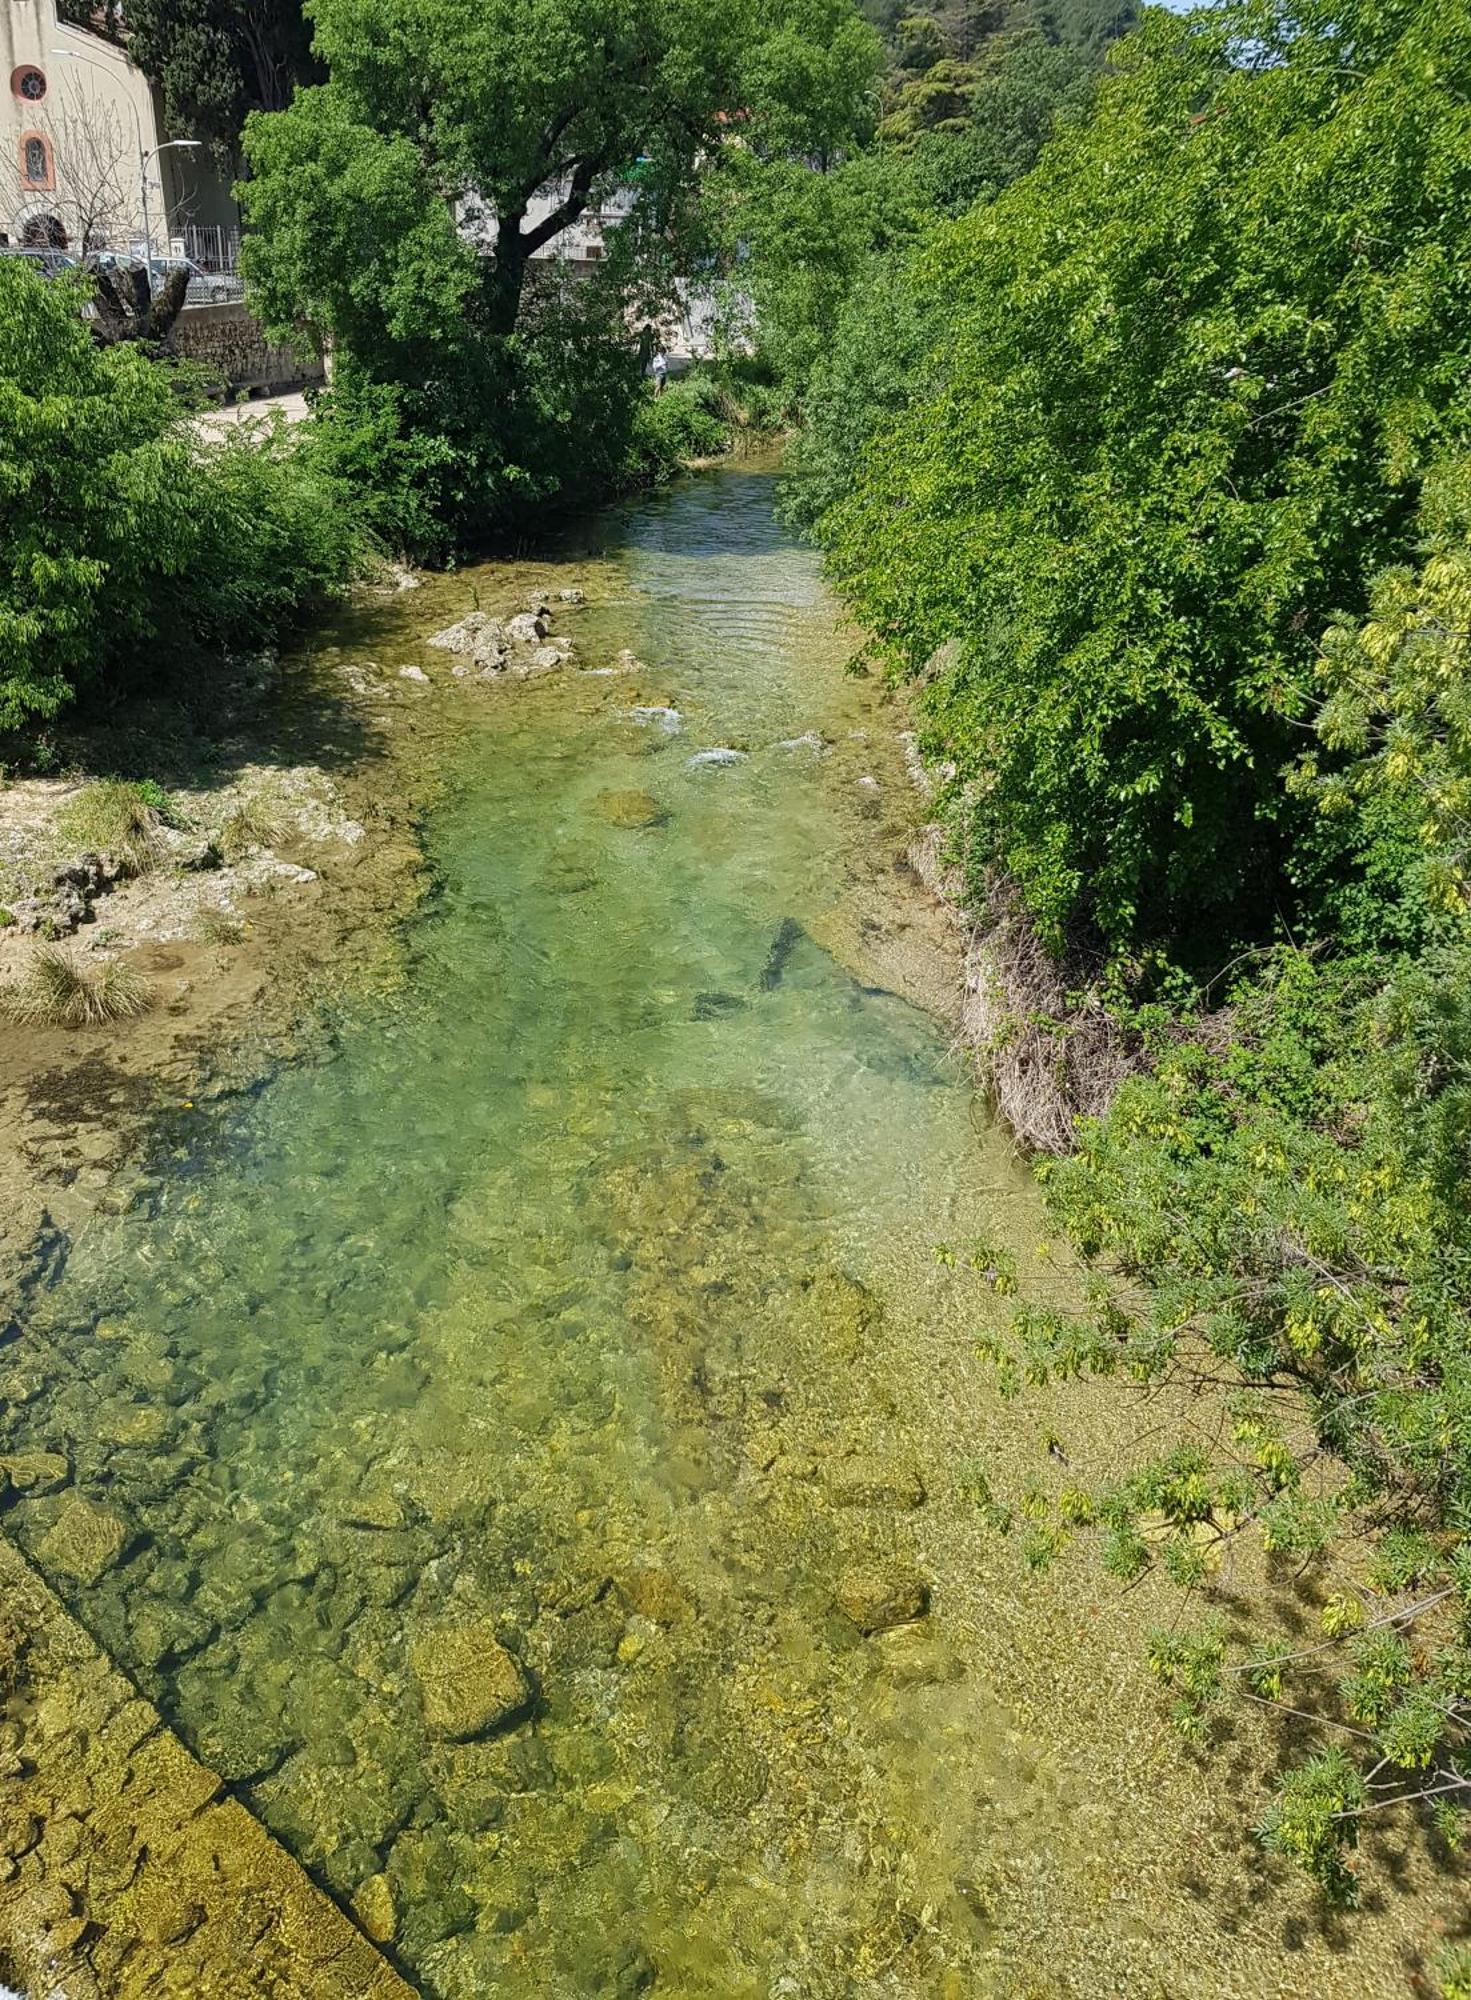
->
[835,1563,931,1635]
[0,1450,70,1494]
[692,991,747,1021]
[686,747,747,769]
[625,705,682,734]
[352,1872,397,1947]
[398,666,429,684]
[38,1493,131,1585]
[594,790,666,830]
[617,1567,694,1628]
[410,1621,534,1740]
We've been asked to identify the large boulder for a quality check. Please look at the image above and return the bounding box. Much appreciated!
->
[427,612,508,672]
[409,1621,533,1740]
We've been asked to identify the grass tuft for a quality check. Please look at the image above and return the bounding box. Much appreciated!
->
[0,948,151,1027]
[216,795,283,863]
[55,779,169,873]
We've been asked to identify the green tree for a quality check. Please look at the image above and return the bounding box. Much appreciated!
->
[0,261,358,736]
[60,0,319,160]
[239,0,880,550]
[243,0,881,346]
[811,0,1471,955]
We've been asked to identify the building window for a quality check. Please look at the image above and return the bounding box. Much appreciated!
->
[20,134,53,190]
[11,66,47,103]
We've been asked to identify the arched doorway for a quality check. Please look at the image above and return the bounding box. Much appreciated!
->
[20,212,67,249]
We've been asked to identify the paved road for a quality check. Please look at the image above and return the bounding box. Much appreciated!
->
[195,389,312,435]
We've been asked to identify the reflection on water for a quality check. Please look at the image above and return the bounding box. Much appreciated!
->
[4,472,1026,1995]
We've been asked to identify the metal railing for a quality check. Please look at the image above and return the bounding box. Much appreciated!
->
[181,223,240,273]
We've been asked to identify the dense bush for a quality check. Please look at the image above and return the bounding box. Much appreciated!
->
[0,260,363,737]
[803,0,1471,956]
[631,374,732,471]
[782,0,1471,1911]
[240,0,880,556]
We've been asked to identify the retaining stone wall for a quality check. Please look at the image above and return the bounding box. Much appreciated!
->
[0,1535,410,1999]
[170,305,325,396]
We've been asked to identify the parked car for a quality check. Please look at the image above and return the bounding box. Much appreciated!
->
[0,245,78,279]
[89,251,239,305]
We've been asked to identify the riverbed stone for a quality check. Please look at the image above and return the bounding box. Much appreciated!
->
[527,644,571,675]
[505,611,549,648]
[595,789,666,830]
[617,1567,694,1628]
[387,1830,474,1954]
[352,1871,397,1946]
[38,1494,131,1585]
[835,1562,931,1635]
[0,1451,70,1495]
[409,1621,534,1740]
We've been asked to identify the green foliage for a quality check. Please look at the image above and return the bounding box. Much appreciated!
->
[1257,1748,1367,1905]
[799,0,1471,1904]
[240,0,881,552]
[633,375,732,469]
[120,0,319,158]
[0,261,363,738]
[808,0,1471,953]
[1440,1946,1471,2000]
[1290,456,1471,939]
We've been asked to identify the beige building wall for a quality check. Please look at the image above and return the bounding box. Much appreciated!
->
[3,0,187,255]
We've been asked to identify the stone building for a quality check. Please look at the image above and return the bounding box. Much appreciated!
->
[2,0,232,255]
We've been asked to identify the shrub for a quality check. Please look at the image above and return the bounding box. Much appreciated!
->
[55,778,167,871]
[0,948,150,1026]
[631,374,731,472]
[809,0,1471,956]
[0,260,365,741]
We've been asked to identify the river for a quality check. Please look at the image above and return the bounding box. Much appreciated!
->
[0,468,1450,1997]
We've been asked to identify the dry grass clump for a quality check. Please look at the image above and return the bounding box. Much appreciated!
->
[55,779,166,873]
[0,948,150,1027]
[216,795,283,862]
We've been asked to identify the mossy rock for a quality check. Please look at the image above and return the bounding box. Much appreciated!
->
[0,1450,71,1494]
[594,789,667,830]
[409,1620,534,1740]
[617,1568,694,1628]
[38,1493,131,1585]
[351,1871,397,1946]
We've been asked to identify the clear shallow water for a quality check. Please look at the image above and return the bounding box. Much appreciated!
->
[7,471,1038,1996]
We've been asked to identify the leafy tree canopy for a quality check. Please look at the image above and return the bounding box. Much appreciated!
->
[811,0,1471,957]
[0,262,359,736]
[59,0,319,160]
[242,0,882,351]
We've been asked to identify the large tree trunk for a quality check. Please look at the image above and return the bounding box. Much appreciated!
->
[486,238,527,337]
